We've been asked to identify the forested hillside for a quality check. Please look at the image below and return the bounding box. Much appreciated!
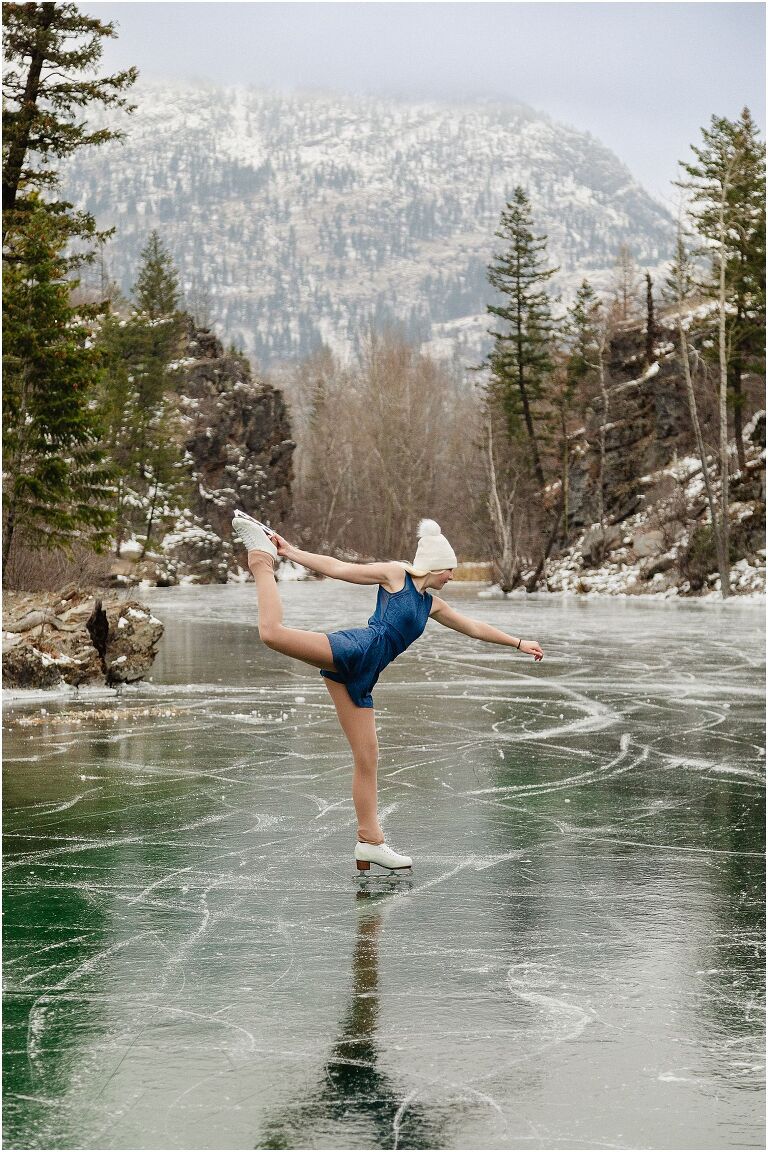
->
[61,82,675,367]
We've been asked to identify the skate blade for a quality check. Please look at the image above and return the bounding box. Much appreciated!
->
[356,865,412,880]
[234,509,275,536]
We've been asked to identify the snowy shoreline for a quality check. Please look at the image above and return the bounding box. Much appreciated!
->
[479,584,766,602]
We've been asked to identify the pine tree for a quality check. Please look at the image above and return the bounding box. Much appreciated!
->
[664,224,730,596]
[134,230,181,320]
[129,233,181,455]
[2,3,136,580]
[725,109,765,472]
[562,279,604,408]
[2,201,113,580]
[662,225,698,305]
[484,186,558,489]
[2,1,136,241]
[95,233,186,555]
[560,279,608,537]
[130,234,184,543]
[675,107,766,473]
[92,304,144,554]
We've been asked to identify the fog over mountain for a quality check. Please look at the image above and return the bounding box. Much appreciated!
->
[62,81,675,369]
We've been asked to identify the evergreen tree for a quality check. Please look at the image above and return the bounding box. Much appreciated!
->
[675,107,766,471]
[664,223,730,597]
[559,279,607,538]
[92,305,143,554]
[484,186,558,488]
[2,201,113,579]
[2,3,137,578]
[662,226,698,306]
[134,230,181,319]
[2,2,136,239]
[562,279,604,408]
[95,233,186,554]
[130,233,184,533]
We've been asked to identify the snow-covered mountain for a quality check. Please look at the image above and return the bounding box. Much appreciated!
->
[62,81,675,369]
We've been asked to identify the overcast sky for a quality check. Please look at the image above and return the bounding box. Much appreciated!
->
[82,2,765,206]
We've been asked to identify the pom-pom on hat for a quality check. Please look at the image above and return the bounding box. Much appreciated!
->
[398,519,458,576]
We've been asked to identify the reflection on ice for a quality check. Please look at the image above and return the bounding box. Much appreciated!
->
[2,583,764,1150]
[257,897,446,1151]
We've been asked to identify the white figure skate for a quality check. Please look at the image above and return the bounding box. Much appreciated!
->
[355,841,413,876]
[234,508,275,535]
[231,511,278,560]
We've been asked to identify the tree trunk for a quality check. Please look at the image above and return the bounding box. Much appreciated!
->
[597,330,609,529]
[518,374,545,488]
[2,367,33,583]
[2,504,17,583]
[2,2,56,221]
[485,416,519,592]
[114,476,125,557]
[716,180,732,598]
[515,361,545,488]
[645,271,656,367]
[562,407,569,542]
[141,477,160,559]
[732,304,746,472]
[676,322,723,586]
[515,302,545,489]
[732,362,746,472]
[526,486,565,593]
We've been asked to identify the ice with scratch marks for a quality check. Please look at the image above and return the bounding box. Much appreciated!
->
[3,582,765,1150]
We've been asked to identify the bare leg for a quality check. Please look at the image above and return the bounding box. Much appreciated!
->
[249,551,381,842]
[324,677,384,845]
[249,551,336,671]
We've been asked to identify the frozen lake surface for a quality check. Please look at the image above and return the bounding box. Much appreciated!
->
[3,582,765,1150]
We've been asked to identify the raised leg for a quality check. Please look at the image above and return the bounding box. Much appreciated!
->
[323,676,384,845]
[249,551,337,671]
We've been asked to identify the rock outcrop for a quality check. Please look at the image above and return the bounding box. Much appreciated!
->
[545,408,766,598]
[566,326,696,531]
[133,320,295,585]
[565,315,764,537]
[3,588,164,689]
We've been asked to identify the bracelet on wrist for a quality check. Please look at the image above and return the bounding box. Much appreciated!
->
[516,638,522,650]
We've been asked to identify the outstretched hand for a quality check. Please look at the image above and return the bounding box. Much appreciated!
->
[520,639,544,661]
[269,531,293,559]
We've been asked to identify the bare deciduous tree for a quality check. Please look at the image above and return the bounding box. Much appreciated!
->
[667,223,728,592]
[484,415,520,591]
[714,160,735,597]
[481,401,546,593]
[287,332,485,564]
[609,243,642,325]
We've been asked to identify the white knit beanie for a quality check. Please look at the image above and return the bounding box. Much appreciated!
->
[399,519,458,575]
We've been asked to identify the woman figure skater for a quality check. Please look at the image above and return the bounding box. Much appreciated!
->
[232,512,544,874]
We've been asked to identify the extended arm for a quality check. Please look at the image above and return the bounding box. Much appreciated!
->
[429,596,543,660]
[271,534,403,588]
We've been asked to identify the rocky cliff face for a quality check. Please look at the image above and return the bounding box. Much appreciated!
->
[133,321,294,585]
[546,316,765,597]
[546,422,765,598]
[566,323,698,530]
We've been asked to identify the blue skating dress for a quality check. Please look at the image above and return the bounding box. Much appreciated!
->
[320,572,433,708]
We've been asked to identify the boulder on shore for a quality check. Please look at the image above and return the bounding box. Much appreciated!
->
[2,587,164,690]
